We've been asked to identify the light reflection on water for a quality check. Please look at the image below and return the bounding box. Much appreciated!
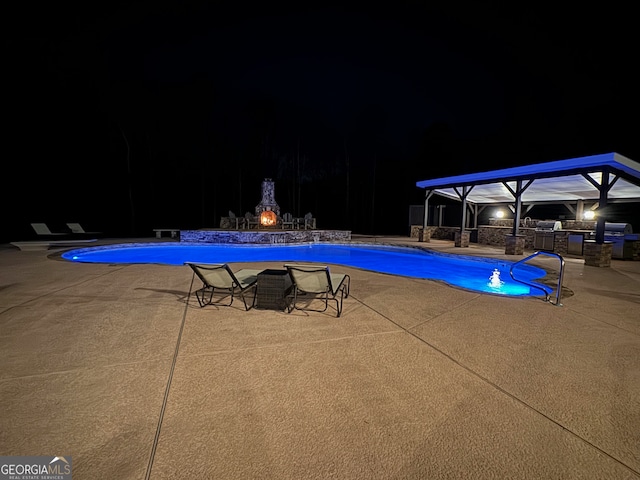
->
[62,243,551,297]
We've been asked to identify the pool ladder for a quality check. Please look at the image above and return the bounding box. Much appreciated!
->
[509,251,565,306]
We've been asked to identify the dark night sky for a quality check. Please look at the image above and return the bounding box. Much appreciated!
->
[4,2,639,242]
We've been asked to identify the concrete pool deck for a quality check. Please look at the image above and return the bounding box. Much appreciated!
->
[1,236,639,479]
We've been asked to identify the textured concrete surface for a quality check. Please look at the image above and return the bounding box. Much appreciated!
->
[1,237,639,479]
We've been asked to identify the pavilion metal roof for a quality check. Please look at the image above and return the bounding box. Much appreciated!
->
[415,152,640,205]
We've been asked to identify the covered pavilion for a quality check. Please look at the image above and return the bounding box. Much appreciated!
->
[415,152,640,263]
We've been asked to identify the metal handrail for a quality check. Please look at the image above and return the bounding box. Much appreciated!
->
[509,251,565,306]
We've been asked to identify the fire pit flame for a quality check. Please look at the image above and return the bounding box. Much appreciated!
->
[260,211,277,226]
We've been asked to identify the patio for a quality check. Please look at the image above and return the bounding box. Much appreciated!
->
[1,237,639,479]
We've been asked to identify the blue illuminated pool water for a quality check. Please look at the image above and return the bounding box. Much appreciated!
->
[61,243,551,297]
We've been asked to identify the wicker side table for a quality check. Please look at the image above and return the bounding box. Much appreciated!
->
[255,269,293,310]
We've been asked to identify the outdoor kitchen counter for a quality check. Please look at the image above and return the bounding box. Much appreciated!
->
[477,226,593,252]
[477,226,536,248]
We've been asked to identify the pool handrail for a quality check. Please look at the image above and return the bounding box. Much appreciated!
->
[509,251,565,306]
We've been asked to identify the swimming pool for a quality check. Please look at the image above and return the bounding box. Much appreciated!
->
[62,243,551,297]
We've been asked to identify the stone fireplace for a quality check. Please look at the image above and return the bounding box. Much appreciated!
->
[187,177,351,242]
[255,179,280,227]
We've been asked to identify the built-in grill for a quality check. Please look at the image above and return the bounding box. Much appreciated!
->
[534,221,562,251]
[603,222,637,259]
[604,222,633,236]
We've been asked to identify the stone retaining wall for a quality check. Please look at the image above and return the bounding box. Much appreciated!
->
[180,229,351,244]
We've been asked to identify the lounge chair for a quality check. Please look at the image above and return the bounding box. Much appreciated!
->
[31,223,67,236]
[66,223,102,235]
[185,262,263,310]
[284,263,350,317]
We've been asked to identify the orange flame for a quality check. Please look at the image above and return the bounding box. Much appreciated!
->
[260,211,277,226]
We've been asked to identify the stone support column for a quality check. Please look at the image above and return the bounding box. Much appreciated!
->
[454,230,470,248]
[583,240,613,267]
[418,227,431,242]
[504,235,525,255]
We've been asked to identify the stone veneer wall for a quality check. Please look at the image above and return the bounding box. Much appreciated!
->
[412,219,598,250]
[408,220,640,261]
[487,218,597,231]
[409,226,458,240]
[412,225,538,247]
[561,220,597,230]
[477,227,536,248]
[552,231,576,255]
[180,229,351,244]
[488,219,533,227]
